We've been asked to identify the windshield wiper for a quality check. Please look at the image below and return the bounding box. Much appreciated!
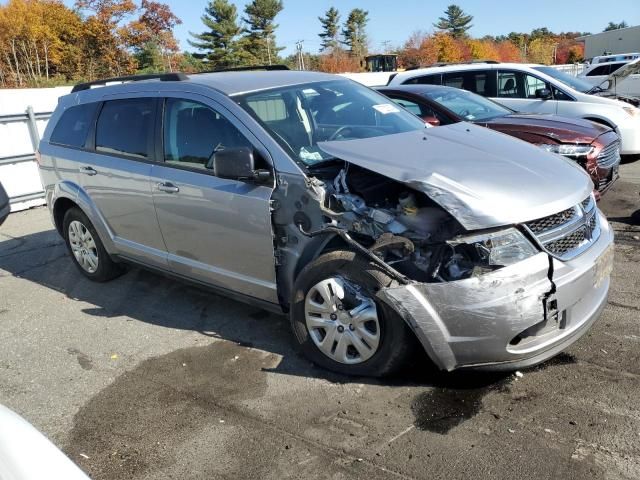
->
[587,85,606,94]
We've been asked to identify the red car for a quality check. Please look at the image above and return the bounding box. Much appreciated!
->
[378,85,620,199]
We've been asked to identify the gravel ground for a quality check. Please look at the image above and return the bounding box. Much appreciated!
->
[0,161,638,480]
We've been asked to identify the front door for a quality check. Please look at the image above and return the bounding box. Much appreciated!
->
[492,70,558,114]
[150,95,278,303]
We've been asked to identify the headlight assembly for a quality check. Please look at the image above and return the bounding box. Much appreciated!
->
[435,228,539,281]
[539,144,594,157]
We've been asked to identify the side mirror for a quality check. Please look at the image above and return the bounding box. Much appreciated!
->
[421,115,441,126]
[535,88,552,100]
[210,147,270,183]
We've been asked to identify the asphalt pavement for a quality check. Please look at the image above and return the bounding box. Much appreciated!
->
[0,161,638,480]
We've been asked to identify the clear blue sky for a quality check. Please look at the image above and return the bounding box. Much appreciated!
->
[63,0,640,56]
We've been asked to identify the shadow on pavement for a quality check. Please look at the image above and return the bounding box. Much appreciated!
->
[0,228,510,391]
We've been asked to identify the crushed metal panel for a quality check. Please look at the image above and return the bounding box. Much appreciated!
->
[378,253,553,371]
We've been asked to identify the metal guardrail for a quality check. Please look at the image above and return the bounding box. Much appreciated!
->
[0,107,50,165]
[0,105,49,210]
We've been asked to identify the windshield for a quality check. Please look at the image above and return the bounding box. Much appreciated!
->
[422,87,512,121]
[235,80,427,167]
[533,66,595,93]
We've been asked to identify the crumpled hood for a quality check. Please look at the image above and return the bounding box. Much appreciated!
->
[317,122,593,230]
[482,113,611,144]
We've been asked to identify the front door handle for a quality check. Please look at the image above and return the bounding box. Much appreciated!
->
[156,182,179,193]
[79,166,97,176]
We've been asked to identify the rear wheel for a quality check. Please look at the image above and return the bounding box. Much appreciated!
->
[290,250,417,377]
[63,207,123,282]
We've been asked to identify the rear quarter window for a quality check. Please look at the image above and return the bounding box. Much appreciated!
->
[50,103,98,148]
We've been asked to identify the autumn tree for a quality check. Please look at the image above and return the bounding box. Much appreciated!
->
[318,7,340,52]
[527,37,555,64]
[495,41,522,62]
[74,0,138,79]
[0,0,85,87]
[189,0,246,68]
[122,0,182,72]
[434,5,473,39]
[466,39,499,61]
[341,8,368,59]
[242,0,284,65]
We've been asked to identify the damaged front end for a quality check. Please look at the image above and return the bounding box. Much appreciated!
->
[273,157,613,372]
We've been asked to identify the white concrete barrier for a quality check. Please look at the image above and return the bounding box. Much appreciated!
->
[0,87,71,212]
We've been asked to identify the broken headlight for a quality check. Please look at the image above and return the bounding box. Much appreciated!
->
[539,144,594,157]
[438,228,539,281]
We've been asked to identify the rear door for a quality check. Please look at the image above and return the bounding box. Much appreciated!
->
[150,93,278,303]
[79,96,168,268]
[493,70,558,114]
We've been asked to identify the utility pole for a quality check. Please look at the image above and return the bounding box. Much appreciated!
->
[295,40,305,70]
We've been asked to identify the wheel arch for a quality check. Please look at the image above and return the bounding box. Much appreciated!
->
[583,116,616,130]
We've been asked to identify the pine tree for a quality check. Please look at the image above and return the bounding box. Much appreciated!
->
[242,0,284,65]
[434,4,473,39]
[341,9,368,59]
[603,21,628,31]
[188,0,246,68]
[318,7,340,52]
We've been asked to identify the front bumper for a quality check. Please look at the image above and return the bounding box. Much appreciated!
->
[379,211,614,371]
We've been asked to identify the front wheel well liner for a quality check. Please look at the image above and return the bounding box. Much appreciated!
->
[53,197,79,235]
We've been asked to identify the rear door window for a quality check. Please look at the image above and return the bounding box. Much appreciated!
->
[586,64,612,76]
[443,70,496,96]
[95,98,155,159]
[403,74,442,85]
[497,71,523,97]
[50,103,98,148]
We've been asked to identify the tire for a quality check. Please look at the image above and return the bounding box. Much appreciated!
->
[62,207,123,282]
[290,250,417,377]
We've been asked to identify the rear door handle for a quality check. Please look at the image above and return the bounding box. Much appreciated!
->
[156,182,179,193]
[79,166,97,176]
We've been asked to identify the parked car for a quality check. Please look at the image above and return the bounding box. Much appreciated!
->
[578,57,640,98]
[0,404,90,480]
[0,182,9,226]
[377,84,620,198]
[38,70,614,376]
[387,62,640,158]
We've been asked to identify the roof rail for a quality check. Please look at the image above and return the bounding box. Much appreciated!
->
[71,72,188,93]
[409,59,501,69]
[202,64,290,73]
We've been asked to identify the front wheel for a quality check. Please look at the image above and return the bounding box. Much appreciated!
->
[290,250,417,377]
[63,207,123,282]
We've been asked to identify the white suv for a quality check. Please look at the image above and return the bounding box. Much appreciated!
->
[388,62,640,157]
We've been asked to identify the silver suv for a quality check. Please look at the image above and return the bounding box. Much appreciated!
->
[38,68,614,376]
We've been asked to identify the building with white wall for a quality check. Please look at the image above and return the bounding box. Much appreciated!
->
[577,26,640,60]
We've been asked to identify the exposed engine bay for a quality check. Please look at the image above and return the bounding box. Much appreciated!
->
[301,162,506,283]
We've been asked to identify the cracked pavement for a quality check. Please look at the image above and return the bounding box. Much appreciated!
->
[0,160,639,480]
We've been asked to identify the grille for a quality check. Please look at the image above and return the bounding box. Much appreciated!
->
[597,141,621,168]
[582,195,594,211]
[525,195,599,260]
[526,207,576,234]
[545,227,589,255]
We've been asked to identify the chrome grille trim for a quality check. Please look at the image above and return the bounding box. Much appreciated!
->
[524,195,600,261]
[597,140,621,169]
